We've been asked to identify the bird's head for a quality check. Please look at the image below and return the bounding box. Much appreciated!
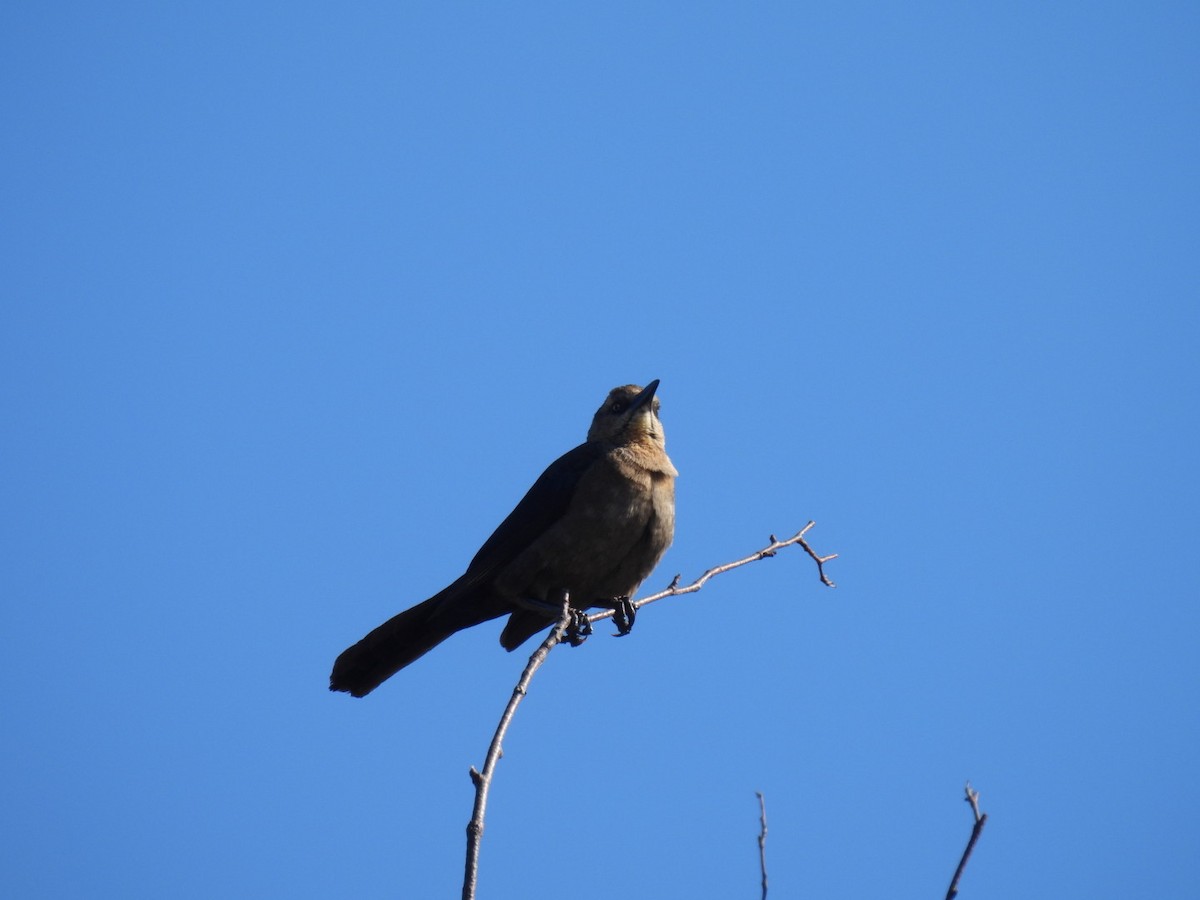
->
[587,380,666,447]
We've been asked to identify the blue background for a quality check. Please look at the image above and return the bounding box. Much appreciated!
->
[3,3,1197,897]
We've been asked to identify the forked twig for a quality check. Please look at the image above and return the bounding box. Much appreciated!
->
[462,524,836,899]
[945,782,988,900]
[588,521,837,629]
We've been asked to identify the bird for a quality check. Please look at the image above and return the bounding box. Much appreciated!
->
[329,379,677,697]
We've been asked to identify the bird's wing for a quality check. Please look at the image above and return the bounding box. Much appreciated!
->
[461,440,602,582]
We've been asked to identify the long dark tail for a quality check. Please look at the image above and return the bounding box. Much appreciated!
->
[329,584,504,697]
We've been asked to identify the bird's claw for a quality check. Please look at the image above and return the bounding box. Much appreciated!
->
[612,596,636,637]
[564,608,592,647]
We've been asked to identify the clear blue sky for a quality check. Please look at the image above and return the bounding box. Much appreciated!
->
[3,3,1197,898]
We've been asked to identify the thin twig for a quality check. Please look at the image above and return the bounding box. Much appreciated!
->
[462,525,837,898]
[462,595,573,900]
[756,792,769,900]
[588,521,837,629]
[945,782,988,900]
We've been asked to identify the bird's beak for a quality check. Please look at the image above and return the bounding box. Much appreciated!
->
[628,379,660,414]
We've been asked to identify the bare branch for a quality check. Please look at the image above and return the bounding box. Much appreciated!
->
[945,782,988,900]
[463,525,836,898]
[756,792,769,900]
[462,595,573,900]
[588,521,837,629]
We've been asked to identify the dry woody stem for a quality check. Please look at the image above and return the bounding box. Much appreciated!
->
[462,597,573,900]
[588,521,837,629]
[945,782,988,900]
[461,523,836,900]
[756,791,769,900]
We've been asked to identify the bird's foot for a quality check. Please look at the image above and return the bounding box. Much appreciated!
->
[564,608,593,647]
[611,595,636,637]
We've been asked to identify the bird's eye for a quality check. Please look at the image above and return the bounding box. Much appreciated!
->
[610,401,626,414]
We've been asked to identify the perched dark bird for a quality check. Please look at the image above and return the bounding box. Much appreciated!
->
[329,380,677,697]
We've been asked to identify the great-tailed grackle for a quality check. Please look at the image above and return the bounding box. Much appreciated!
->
[329,380,677,697]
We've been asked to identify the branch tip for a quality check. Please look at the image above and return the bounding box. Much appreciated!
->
[945,783,988,900]
[462,525,837,899]
[756,791,769,900]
